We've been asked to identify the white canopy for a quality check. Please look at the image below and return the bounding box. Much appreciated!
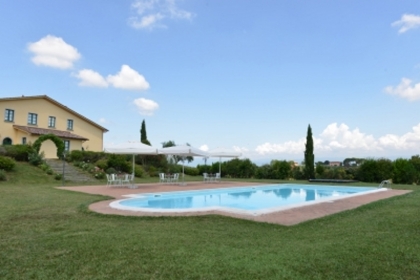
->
[104,142,159,175]
[104,141,159,155]
[208,147,242,158]
[159,145,208,184]
[159,145,208,157]
[208,147,242,177]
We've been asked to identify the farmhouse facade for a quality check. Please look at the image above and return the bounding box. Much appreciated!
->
[0,95,108,158]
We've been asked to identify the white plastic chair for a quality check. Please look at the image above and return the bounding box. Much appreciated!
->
[111,174,122,186]
[121,174,134,186]
[214,173,221,183]
[106,174,113,186]
[159,173,166,183]
[203,173,210,183]
[172,173,179,184]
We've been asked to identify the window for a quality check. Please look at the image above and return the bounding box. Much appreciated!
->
[28,113,38,125]
[22,137,27,144]
[67,119,73,130]
[48,116,56,128]
[64,140,70,151]
[4,109,14,122]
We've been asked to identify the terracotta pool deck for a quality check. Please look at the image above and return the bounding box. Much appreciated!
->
[59,181,411,226]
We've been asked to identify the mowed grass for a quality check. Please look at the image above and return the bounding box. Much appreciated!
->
[0,163,419,279]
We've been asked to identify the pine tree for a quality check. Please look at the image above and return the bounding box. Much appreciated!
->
[304,124,315,179]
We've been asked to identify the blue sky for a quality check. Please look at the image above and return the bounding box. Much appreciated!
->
[1,0,420,165]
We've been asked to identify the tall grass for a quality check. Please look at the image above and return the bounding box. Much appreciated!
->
[0,163,419,279]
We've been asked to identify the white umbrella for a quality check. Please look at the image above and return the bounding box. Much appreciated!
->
[104,141,159,176]
[159,145,208,184]
[208,147,242,178]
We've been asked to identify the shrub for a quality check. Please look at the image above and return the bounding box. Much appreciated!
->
[0,170,7,181]
[105,167,117,174]
[107,155,130,173]
[2,144,35,161]
[54,173,62,180]
[255,164,271,179]
[393,158,417,184]
[356,158,393,183]
[68,150,106,163]
[0,146,6,156]
[95,159,108,170]
[69,150,84,162]
[87,166,105,179]
[94,171,106,180]
[223,158,256,178]
[148,166,158,177]
[28,152,45,166]
[270,160,292,179]
[73,161,82,168]
[292,166,305,180]
[46,169,54,175]
[166,164,181,174]
[0,156,16,171]
[184,166,199,176]
[315,164,325,177]
[39,163,49,171]
[134,165,145,178]
[78,161,95,172]
[409,155,420,184]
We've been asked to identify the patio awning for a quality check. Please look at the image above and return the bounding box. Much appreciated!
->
[13,125,89,140]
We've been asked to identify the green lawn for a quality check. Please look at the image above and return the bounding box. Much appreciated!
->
[0,163,419,279]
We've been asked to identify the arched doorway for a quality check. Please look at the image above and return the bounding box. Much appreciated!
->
[33,134,65,158]
[2,137,12,145]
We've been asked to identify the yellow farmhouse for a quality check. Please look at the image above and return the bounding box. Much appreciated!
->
[0,95,108,158]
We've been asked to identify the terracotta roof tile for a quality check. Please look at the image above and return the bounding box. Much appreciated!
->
[13,125,89,140]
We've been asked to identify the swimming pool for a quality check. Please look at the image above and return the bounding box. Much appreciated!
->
[110,184,385,216]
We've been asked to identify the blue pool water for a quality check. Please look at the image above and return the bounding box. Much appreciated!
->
[111,184,381,215]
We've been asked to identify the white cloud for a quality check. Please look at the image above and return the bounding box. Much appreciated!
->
[256,139,306,155]
[129,13,164,29]
[378,123,420,150]
[166,0,193,19]
[107,65,150,91]
[392,14,420,33]
[129,0,194,30]
[199,144,209,151]
[28,35,81,69]
[255,122,420,158]
[133,98,159,115]
[233,146,249,154]
[318,123,378,151]
[74,69,108,87]
[385,78,420,101]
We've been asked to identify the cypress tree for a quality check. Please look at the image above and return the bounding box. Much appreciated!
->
[304,124,315,179]
[140,120,151,145]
